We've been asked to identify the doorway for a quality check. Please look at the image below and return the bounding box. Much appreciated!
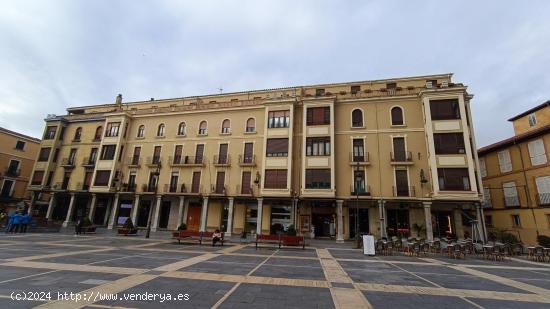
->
[137,200,151,227]
[349,208,369,239]
[158,201,171,229]
[93,198,108,225]
[432,211,454,238]
[312,213,333,237]
[186,203,202,231]
[387,208,410,237]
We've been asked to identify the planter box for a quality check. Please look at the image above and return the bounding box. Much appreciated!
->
[117,228,138,236]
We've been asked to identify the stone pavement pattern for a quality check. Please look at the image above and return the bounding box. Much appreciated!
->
[0,232,549,308]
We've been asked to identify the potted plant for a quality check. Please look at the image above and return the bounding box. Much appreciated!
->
[118,218,138,236]
[286,224,297,236]
[177,223,187,231]
[81,217,96,234]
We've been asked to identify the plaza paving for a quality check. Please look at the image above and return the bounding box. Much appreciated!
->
[0,231,549,308]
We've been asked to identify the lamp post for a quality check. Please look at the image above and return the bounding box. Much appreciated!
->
[354,161,360,249]
[145,162,161,239]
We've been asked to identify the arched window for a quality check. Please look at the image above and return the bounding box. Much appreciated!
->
[137,125,145,138]
[94,126,103,141]
[246,118,256,132]
[351,109,363,127]
[178,122,186,136]
[221,119,230,134]
[391,107,404,125]
[198,121,207,135]
[157,124,165,137]
[73,127,82,141]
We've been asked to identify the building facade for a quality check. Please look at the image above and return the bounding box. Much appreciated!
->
[0,127,41,213]
[28,73,484,241]
[478,101,550,245]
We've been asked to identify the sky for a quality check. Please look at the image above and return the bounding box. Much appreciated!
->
[1,0,549,147]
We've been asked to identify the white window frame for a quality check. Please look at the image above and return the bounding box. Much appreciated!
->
[535,176,550,205]
[503,181,519,207]
[479,159,487,178]
[528,113,537,127]
[528,139,547,166]
[497,149,512,173]
[483,187,492,208]
[511,214,521,227]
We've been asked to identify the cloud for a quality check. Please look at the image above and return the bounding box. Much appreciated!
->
[0,0,549,146]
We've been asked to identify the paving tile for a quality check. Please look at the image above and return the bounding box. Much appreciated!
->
[251,264,326,280]
[182,260,258,275]
[218,283,334,309]
[265,257,321,267]
[417,273,530,293]
[364,291,477,309]
[467,297,550,309]
[274,249,318,258]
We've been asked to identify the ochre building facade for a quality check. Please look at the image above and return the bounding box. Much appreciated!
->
[479,101,550,245]
[28,73,485,242]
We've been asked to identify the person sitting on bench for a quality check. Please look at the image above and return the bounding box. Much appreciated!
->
[212,229,222,246]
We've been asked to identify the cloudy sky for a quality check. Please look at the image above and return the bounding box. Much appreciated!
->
[1,1,549,146]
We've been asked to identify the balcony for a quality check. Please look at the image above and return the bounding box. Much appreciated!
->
[81,157,96,168]
[169,155,184,167]
[504,196,520,207]
[390,151,413,165]
[163,183,186,193]
[349,152,370,166]
[141,184,157,193]
[120,183,137,192]
[236,184,253,196]
[4,167,20,177]
[75,182,90,191]
[392,186,415,197]
[537,193,550,206]
[146,156,162,167]
[60,158,76,169]
[189,184,203,194]
[127,156,141,167]
[238,154,256,166]
[213,155,231,167]
[351,185,371,196]
[178,156,205,167]
[211,184,227,195]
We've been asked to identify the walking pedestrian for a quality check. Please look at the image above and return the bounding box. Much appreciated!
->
[21,213,30,233]
[5,212,13,233]
[11,212,22,233]
[75,217,83,236]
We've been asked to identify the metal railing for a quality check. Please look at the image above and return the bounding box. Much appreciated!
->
[392,186,415,197]
[351,185,371,196]
[60,158,76,167]
[169,155,183,165]
[163,183,186,193]
[189,184,202,194]
[211,184,227,195]
[238,154,256,165]
[81,157,96,167]
[142,184,157,193]
[213,154,230,166]
[390,151,413,162]
[504,196,520,207]
[146,156,162,166]
[349,152,369,164]
[127,156,141,166]
[537,193,550,206]
[177,156,205,165]
[237,184,253,195]
[4,167,20,177]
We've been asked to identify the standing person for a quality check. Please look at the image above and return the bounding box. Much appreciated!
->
[212,229,222,246]
[11,212,22,233]
[75,217,83,236]
[5,212,14,233]
[21,213,30,233]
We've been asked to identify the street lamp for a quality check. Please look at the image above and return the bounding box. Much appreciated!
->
[354,161,360,249]
[145,162,161,239]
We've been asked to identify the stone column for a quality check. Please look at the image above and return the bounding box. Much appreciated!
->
[103,197,112,226]
[226,197,234,236]
[199,197,209,232]
[151,195,162,232]
[453,207,465,239]
[256,198,263,235]
[107,194,120,229]
[423,201,433,242]
[336,200,344,243]
[45,193,56,220]
[378,200,387,239]
[131,195,140,224]
[88,194,97,222]
[27,191,37,215]
[62,193,76,228]
[476,203,488,243]
[176,196,185,228]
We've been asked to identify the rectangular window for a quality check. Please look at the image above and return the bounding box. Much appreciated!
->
[105,122,121,137]
[503,181,520,207]
[94,170,111,186]
[386,82,397,89]
[243,142,254,163]
[173,145,183,164]
[392,137,407,161]
[351,85,361,94]
[241,171,252,194]
[38,147,51,162]
[498,150,512,173]
[128,172,136,188]
[215,172,225,193]
[169,172,179,192]
[437,168,470,191]
[315,88,325,96]
[434,133,465,154]
[528,113,537,127]
[59,127,66,140]
[152,146,161,164]
[44,126,57,140]
[394,169,409,196]
[353,170,366,194]
[7,160,20,176]
[100,145,116,160]
[535,176,550,205]
[195,144,204,163]
[528,139,547,166]
[264,169,287,189]
[352,139,365,162]
[68,149,77,165]
[52,148,60,163]
[485,215,493,227]
[511,214,521,227]
[191,172,201,193]
[430,99,461,120]
[480,159,487,178]
[45,171,54,187]
[15,140,25,150]
[83,171,93,189]
[1,180,14,197]
[131,147,141,165]
[305,169,331,189]
[483,187,492,208]
[266,138,289,157]
[306,137,331,156]
[306,106,330,125]
[218,143,228,164]
[267,110,290,128]
[31,171,45,185]
[89,148,98,164]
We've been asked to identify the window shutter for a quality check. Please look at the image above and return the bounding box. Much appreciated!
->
[498,150,512,173]
[529,139,547,166]
[266,139,288,154]
[244,143,253,157]
[479,159,487,178]
[536,176,550,194]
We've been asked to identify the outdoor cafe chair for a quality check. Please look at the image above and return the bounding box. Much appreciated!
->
[534,246,545,262]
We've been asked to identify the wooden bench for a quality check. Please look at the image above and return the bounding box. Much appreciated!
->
[281,235,306,249]
[172,230,203,244]
[255,234,281,249]
[203,231,226,246]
